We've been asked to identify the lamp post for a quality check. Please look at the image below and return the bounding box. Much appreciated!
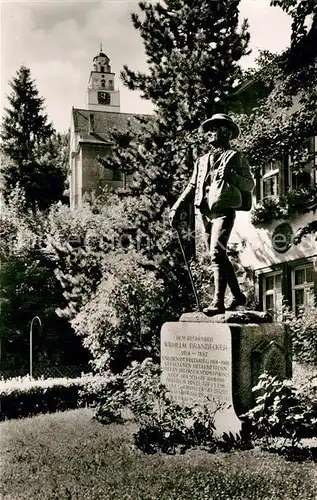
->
[29,316,41,378]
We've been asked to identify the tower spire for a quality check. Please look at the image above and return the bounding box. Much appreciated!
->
[87,47,120,112]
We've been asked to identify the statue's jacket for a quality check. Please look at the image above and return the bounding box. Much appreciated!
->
[174,149,255,216]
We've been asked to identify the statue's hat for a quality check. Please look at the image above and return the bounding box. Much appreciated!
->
[200,113,240,139]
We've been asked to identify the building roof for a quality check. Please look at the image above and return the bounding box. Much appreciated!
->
[72,108,151,144]
[232,78,257,96]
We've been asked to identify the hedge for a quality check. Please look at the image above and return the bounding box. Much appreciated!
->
[0,375,105,421]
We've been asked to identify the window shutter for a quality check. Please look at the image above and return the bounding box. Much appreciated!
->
[282,156,289,195]
[255,169,261,202]
[281,262,291,308]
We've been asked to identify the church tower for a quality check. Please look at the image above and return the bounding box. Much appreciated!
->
[86,45,120,112]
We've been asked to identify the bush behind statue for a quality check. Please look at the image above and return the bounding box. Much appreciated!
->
[71,252,166,374]
[86,358,252,454]
[242,372,317,448]
[284,305,317,366]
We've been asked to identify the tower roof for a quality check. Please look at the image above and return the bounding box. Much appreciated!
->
[93,51,109,61]
[93,43,109,61]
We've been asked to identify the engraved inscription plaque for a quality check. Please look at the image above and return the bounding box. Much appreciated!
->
[161,322,241,435]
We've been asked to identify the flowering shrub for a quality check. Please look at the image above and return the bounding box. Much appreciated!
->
[96,359,221,454]
[251,197,287,225]
[242,372,317,448]
[251,185,317,225]
[83,372,127,424]
[284,305,317,365]
[90,359,251,454]
[125,359,220,453]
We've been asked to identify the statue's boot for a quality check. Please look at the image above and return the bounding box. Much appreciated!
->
[203,265,226,316]
[225,260,246,311]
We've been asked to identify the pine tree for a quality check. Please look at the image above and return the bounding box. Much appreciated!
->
[122,0,250,130]
[1,66,53,164]
[1,66,66,210]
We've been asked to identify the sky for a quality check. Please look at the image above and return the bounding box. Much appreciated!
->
[1,0,293,133]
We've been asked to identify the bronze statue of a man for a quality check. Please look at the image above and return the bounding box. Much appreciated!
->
[169,113,254,316]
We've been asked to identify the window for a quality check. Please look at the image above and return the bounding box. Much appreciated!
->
[289,137,316,189]
[292,264,315,315]
[101,80,105,87]
[262,271,283,320]
[260,160,280,199]
[112,168,123,181]
[100,66,105,73]
[262,176,278,198]
[109,80,114,89]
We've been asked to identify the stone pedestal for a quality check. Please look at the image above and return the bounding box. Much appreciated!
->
[160,311,292,435]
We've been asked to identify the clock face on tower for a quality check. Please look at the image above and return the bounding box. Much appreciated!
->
[98,91,110,105]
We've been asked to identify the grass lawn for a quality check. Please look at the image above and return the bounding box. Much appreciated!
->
[1,408,316,500]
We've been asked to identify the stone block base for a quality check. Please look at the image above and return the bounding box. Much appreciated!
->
[228,322,292,415]
[160,317,291,435]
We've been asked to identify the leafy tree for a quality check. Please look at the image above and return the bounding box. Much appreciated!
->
[0,191,90,376]
[237,0,317,154]
[271,0,317,50]
[56,130,71,190]
[72,251,166,374]
[45,195,116,320]
[0,251,89,375]
[1,66,67,210]
[237,1,317,243]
